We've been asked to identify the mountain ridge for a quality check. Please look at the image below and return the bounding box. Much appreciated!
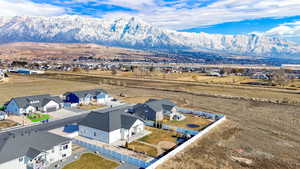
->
[0,15,299,58]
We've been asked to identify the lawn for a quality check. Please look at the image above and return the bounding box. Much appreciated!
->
[127,141,158,157]
[79,104,106,110]
[163,114,212,131]
[27,113,50,122]
[0,120,18,129]
[63,153,119,169]
[139,126,179,145]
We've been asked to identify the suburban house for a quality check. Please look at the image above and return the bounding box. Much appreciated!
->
[5,94,63,115]
[78,107,144,144]
[0,131,72,169]
[0,111,7,120]
[64,89,111,105]
[130,99,183,121]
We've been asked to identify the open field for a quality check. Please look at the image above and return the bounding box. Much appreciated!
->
[0,74,100,105]
[163,114,212,131]
[127,141,158,157]
[0,120,18,129]
[62,153,119,169]
[0,73,299,169]
[34,72,300,105]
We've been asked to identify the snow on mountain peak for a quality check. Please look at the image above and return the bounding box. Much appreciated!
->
[0,15,299,58]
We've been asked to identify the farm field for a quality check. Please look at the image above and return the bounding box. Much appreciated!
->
[62,153,119,169]
[0,73,299,169]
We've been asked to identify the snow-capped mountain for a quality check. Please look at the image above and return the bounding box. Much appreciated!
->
[0,15,299,58]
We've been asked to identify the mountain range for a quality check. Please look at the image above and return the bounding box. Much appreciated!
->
[0,15,299,59]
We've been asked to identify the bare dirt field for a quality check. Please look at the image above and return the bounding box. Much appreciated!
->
[1,74,299,169]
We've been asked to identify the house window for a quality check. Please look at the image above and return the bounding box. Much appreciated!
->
[94,132,96,137]
[62,144,68,150]
[19,157,24,162]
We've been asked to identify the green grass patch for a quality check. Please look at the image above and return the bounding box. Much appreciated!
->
[63,153,119,169]
[27,113,50,122]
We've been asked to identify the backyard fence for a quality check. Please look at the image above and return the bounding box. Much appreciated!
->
[73,139,151,168]
[176,107,224,120]
[146,115,227,169]
[144,121,199,136]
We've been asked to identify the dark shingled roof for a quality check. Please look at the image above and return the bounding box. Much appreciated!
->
[64,89,107,98]
[0,131,70,164]
[78,106,142,132]
[11,94,63,109]
[144,99,176,112]
[26,147,42,159]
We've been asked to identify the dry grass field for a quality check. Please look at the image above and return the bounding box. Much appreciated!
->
[63,153,119,169]
[0,120,18,129]
[0,74,100,105]
[0,74,299,169]
[127,141,158,157]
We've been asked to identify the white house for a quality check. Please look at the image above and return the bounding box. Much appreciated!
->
[5,94,63,115]
[78,107,144,144]
[64,89,111,105]
[0,131,72,169]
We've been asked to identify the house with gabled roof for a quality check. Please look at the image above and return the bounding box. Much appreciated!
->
[130,99,182,121]
[78,106,144,144]
[5,94,63,115]
[0,131,72,169]
[63,89,111,105]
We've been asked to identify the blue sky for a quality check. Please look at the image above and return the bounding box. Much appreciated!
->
[1,0,300,43]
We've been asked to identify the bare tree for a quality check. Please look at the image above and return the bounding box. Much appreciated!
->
[270,69,293,86]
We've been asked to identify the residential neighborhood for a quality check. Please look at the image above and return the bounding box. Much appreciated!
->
[0,88,225,169]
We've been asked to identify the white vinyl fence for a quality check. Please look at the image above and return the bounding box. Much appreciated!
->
[146,115,226,169]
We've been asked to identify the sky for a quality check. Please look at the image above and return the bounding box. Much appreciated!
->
[0,0,300,44]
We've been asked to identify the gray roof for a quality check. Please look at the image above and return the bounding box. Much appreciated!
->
[79,106,142,132]
[142,99,176,112]
[64,89,107,98]
[144,99,176,112]
[26,147,42,159]
[0,131,70,164]
[11,94,62,109]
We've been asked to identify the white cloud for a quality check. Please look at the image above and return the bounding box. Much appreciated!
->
[265,21,300,38]
[99,0,300,30]
[0,0,66,16]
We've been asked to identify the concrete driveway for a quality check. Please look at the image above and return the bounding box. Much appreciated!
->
[50,108,87,119]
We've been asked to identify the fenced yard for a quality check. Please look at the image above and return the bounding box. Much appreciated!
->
[127,141,158,157]
[163,114,212,131]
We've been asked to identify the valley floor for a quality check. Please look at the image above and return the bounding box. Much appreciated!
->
[0,74,299,169]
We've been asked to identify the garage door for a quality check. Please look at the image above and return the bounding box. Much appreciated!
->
[46,107,57,112]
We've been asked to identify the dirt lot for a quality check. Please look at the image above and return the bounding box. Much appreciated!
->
[1,74,299,169]
[0,119,18,129]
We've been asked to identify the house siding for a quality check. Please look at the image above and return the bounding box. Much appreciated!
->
[5,99,21,115]
[43,100,60,112]
[79,125,110,144]
[0,157,27,169]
